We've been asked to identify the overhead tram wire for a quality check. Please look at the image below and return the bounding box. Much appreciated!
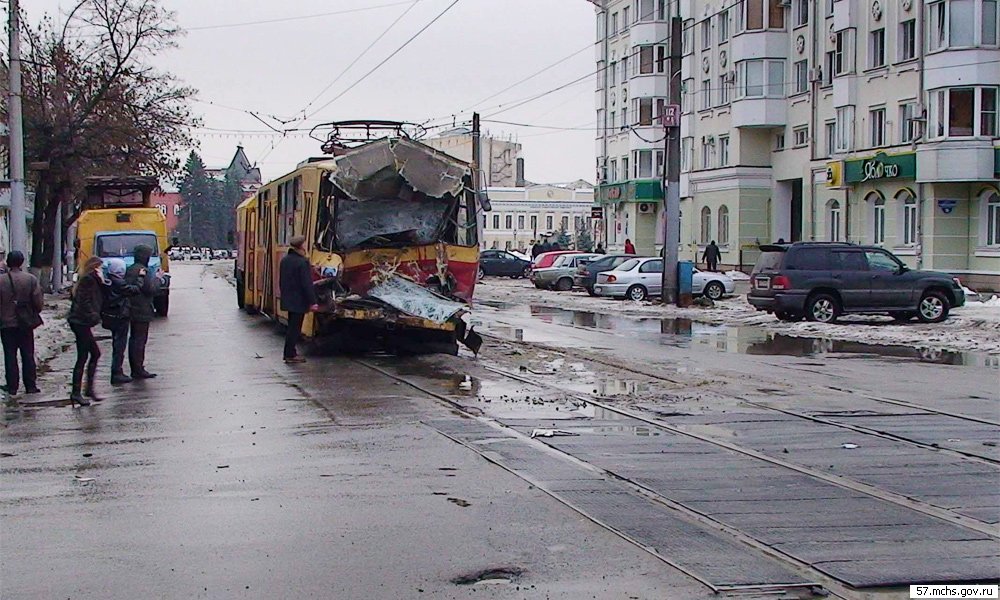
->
[185,1,419,31]
[300,0,464,123]
[295,0,423,120]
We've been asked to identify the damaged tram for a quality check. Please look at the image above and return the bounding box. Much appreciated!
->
[235,136,484,354]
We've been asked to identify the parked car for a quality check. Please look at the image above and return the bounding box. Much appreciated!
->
[574,254,637,295]
[531,250,583,271]
[593,257,736,301]
[692,268,736,300]
[189,250,203,261]
[531,253,600,290]
[747,242,965,323]
[479,250,531,279]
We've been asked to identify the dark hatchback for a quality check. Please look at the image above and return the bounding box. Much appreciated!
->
[479,250,531,279]
[748,242,965,323]
[574,254,637,295]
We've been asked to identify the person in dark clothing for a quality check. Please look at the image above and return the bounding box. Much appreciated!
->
[623,239,636,254]
[279,235,318,363]
[103,258,142,384]
[125,245,162,379]
[703,240,722,272]
[0,251,43,395]
[531,243,543,258]
[594,243,605,254]
[68,257,107,406]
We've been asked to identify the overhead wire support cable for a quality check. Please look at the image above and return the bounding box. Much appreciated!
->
[186,1,419,31]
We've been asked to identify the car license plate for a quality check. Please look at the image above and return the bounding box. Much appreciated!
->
[754,276,770,290]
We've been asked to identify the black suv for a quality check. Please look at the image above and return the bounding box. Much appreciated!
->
[748,242,965,323]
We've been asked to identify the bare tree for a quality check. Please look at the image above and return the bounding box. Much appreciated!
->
[13,0,197,269]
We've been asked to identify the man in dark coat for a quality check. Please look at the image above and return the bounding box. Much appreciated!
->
[125,244,161,378]
[279,235,318,363]
[0,251,43,395]
[703,240,722,272]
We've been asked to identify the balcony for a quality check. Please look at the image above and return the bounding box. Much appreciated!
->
[731,97,787,128]
[730,31,788,61]
[629,74,669,100]
[925,49,1000,90]
[917,140,998,182]
[630,21,672,45]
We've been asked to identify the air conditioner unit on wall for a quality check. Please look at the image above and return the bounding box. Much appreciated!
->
[809,67,823,82]
[638,202,655,214]
[723,71,736,83]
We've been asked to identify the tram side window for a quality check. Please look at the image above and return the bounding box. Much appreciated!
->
[453,191,479,247]
[276,178,300,246]
[258,190,269,246]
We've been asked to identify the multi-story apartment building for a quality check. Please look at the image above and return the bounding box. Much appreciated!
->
[424,127,525,187]
[482,182,595,252]
[591,0,1000,288]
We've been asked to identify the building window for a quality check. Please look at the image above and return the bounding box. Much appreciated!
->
[836,106,855,151]
[636,150,654,177]
[774,130,786,150]
[530,215,537,231]
[610,159,618,182]
[702,141,713,168]
[869,28,886,68]
[899,19,917,61]
[611,12,619,36]
[702,79,713,110]
[900,102,918,142]
[794,0,809,27]
[719,136,730,166]
[900,192,918,245]
[637,97,655,125]
[623,157,630,179]
[656,150,665,176]
[718,205,730,245]
[639,0,655,21]
[793,60,808,94]
[834,30,854,75]
[597,14,605,41]
[517,215,525,230]
[828,200,842,241]
[825,120,837,156]
[621,52,629,84]
[597,61,605,90]
[623,6,631,28]
[620,107,628,129]
[683,19,694,54]
[682,137,694,172]
[870,107,886,146]
[505,215,513,229]
[702,20,712,49]
[546,215,554,230]
[929,86,999,138]
[701,206,712,244]
[682,79,694,113]
[637,45,667,75]
[609,61,617,88]
[738,0,787,30]
[826,0,835,17]
[719,75,732,104]
[737,59,785,98]
[823,51,836,85]
[493,214,500,229]
[793,126,809,147]
[984,191,1000,246]
[928,0,999,49]
[719,10,730,41]
[870,193,886,244]
[562,216,569,231]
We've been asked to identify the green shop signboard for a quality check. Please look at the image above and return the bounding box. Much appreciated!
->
[843,151,916,184]
[596,179,665,205]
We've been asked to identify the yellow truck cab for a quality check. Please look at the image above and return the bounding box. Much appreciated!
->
[75,177,172,316]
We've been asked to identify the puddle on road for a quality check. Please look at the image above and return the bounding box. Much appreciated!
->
[477,302,997,368]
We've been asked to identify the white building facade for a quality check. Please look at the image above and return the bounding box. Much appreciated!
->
[591,0,1000,289]
[482,184,596,252]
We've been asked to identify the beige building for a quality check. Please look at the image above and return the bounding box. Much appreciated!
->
[424,127,525,187]
[590,0,1000,288]
[482,183,596,252]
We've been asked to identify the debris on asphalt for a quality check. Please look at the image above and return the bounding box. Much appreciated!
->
[447,497,471,507]
[841,443,859,449]
[217,465,230,469]
[531,429,579,438]
[458,376,473,391]
[73,475,94,483]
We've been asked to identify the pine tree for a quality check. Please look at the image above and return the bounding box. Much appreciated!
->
[177,152,222,247]
[555,224,572,248]
[575,227,594,252]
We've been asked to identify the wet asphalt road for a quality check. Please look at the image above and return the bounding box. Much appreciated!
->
[1,265,716,600]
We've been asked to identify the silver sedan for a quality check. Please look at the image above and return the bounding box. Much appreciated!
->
[593,258,735,301]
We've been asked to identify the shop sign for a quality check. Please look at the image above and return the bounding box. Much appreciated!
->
[937,199,958,214]
[825,162,843,187]
[591,206,604,219]
[607,186,622,200]
[843,151,916,184]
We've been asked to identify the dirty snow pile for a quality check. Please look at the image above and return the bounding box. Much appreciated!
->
[33,295,74,364]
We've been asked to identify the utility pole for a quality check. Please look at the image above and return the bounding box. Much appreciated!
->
[8,0,28,256]
[660,12,682,305]
[472,111,482,212]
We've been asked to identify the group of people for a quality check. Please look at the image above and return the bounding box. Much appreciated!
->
[0,245,164,407]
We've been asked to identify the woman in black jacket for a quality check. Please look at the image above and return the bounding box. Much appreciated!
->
[68,257,108,406]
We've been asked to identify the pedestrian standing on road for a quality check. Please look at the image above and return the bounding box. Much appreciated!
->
[125,245,161,379]
[594,243,605,254]
[703,240,721,272]
[531,242,543,259]
[624,239,636,254]
[279,235,318,364]
[0,251,44,396]
[103,258,142,385]
[68,257,108,406]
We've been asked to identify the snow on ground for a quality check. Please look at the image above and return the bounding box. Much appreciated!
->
[474,277,1000,355]
[34,295,74,365]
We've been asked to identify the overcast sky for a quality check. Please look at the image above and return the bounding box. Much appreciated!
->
[27,0,597,185]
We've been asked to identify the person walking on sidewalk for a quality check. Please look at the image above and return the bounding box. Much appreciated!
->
[702,240,721,272]
[125,245,161,379]
[279,235,318,364]
[68,257,108,406]
[0,251,44,396]
[102,258,141,385]
[624,239,636,255]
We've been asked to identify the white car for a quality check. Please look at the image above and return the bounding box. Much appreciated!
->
[593,257,736,301]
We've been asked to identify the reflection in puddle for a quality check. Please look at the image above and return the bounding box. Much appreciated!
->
[478,303,997,367]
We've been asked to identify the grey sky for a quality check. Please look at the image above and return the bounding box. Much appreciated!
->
[28,0,597,185]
